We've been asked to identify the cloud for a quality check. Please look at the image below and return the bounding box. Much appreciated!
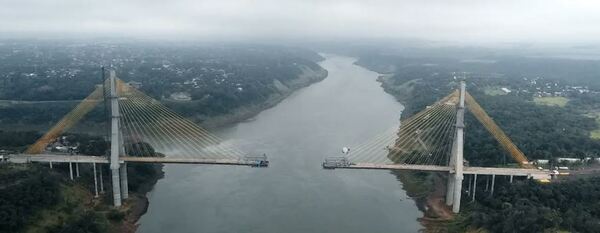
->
[1,0,599,44]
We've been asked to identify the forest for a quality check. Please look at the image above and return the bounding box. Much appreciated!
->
[449,177,600,233]
[357,50,600,88]
[0,165,61,233]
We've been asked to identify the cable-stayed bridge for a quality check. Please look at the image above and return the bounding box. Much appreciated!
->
[323,81,550,213]
[6,70,268,207]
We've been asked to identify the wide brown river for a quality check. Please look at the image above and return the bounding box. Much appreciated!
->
[137,54,423,232]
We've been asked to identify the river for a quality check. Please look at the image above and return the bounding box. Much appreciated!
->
[137,54,423,233]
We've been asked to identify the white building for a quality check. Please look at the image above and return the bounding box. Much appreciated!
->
[557,157,582,163]
[170,92,192,101]
[535,159,549,164]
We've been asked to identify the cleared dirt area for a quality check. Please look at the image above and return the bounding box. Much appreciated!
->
[533,96,569,107]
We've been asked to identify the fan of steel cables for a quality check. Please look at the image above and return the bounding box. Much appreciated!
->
[346,91,459,166]
[26,77,245,161]
[115,80,245,160]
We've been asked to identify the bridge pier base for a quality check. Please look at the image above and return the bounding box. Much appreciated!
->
[111,168,122,207]
[120,163,129,199]
[49,161,53,169]
[452,173,463,213]
[445,173,455,206]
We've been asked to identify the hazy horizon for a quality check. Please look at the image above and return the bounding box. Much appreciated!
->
[2,0,600,46]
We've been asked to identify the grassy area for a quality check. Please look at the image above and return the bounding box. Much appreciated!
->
[482,86,509,96]
[533,96,569,107]
[591,130,600,139]
[584,111,600,139]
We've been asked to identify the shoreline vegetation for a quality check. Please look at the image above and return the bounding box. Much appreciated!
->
[199,66,328,129]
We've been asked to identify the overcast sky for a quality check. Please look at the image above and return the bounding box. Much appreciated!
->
[1,0,599,45]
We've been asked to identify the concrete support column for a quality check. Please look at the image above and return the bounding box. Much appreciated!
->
[49,162,53,169]
[99,164,105,193]
[69,162,74,180]
[75,163,80,177]
[93,163,99,197]
[490,174,496,197]
[471,174,477,202]
[510,175,513,183]
[467,175,472,196]
[120,163,129,199]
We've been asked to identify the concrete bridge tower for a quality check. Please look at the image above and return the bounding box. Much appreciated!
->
[446,81,466,213]
[109,70,128,207]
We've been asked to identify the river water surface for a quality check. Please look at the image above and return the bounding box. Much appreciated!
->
[137,54,422,233]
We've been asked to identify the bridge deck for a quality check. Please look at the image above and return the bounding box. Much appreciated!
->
[6,154,261,166]
[464,167,550,179]
[347,163,453,172]
[120,156,257,166]
[8,154,109,164]
[337,163,551,179]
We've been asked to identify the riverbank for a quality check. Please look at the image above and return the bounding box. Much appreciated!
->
[117,164,164,233]
[199,66,328,128]
[353,61,455,231]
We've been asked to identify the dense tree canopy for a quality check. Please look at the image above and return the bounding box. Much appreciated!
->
[0,166,60,233]
[460,178,600,233]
